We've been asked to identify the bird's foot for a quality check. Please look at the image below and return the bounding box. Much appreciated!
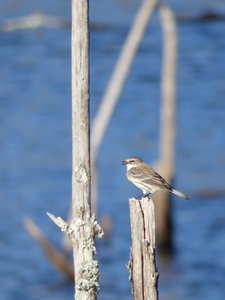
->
[143,192,151,199]
[136,193,151,200]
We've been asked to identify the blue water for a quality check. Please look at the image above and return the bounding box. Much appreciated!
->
[1,0,225,299]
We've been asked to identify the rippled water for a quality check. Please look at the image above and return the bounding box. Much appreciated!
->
[1,0,225,299]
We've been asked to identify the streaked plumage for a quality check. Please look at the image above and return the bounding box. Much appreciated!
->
[122,156,189,200]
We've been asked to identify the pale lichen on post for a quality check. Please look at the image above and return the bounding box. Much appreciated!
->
[126,250,133,282]
[47,210,103,296]
[47,213,104,243]
[74,217,87,229]
[76,260,100,295]
[92,214,104,238]
[83,238,97,254]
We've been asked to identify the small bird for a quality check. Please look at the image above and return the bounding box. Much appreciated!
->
[122,156,189,200]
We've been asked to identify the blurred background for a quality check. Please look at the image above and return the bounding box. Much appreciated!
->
[1,0,225,299]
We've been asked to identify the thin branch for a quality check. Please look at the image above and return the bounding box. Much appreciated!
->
[46,212,73,237]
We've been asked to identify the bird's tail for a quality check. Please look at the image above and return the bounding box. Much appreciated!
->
[171,188,189,200]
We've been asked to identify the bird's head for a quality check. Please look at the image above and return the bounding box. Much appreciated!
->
[122,157,143,169]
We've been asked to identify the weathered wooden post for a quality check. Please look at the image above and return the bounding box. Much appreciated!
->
[128,197,159,300]
[47,0,103,299]
[154,3,177,255]
[71,0,101,298]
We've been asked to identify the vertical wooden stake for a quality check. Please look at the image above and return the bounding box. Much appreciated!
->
[154,3,177,255]
[129,197,159,300]
[71,0,102,299]
[159,3,177,173]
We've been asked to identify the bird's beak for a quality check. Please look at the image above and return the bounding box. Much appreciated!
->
[121,160,127,165]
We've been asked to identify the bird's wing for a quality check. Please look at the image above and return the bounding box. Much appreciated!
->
[128,164,172,190]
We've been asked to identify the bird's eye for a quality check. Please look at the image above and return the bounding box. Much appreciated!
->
[130,160,134,163]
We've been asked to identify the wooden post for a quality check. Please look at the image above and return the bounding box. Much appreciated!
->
[154,3,177,255]
[46,0,103,297]
[71,0,102,299]
[159,3,177,172]
[153,164,173,255]
[128,197,159,300]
